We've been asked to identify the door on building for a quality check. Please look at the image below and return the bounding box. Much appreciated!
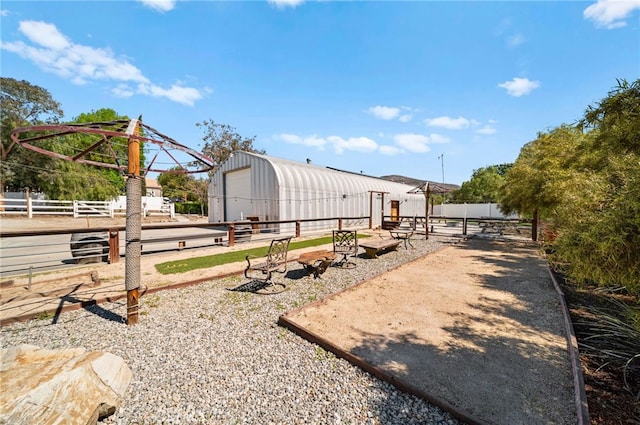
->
[390,200,400,221]
[224,167,252,221]
[370,192,383,229]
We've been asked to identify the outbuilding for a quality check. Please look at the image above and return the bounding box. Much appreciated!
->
[208,151,427,233]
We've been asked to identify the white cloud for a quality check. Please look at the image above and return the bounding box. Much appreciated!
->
[476,126,497,135]
[1,20,205,106]
[506,33,525,48]
[277,133,377,154]
[268,0,305,9]
[393,134,431,153]
[1,10,9,17]
[367,105,400,120]
[494,18,526,49]
[19,21,70,50]
[137,0,176,12]
[498,77,540,97]
[398,114,412,123]
[278,131,451,155]
[424,116,471,130]
[137,82,203,106]
[327,136,378,154]
[428,133,450,144]
[278,134,327,149]
[379,145,403,155]
[111,84,135,98]
[494,18,512,37]
[279,133,302,144]
[584,0,640,29]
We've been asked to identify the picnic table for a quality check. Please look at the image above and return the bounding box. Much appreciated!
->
[297,250,336,278]
[389,230,414,249]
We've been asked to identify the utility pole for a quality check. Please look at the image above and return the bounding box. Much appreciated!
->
[437,154,445,186]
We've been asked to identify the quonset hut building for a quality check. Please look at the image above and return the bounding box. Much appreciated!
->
[208,151,427,233]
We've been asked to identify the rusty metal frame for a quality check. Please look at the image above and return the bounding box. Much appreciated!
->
[10,120,215,175]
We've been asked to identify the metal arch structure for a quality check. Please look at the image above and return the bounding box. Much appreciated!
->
[407,182,455,240]
[10,118,216,325]
[10,119,215,175]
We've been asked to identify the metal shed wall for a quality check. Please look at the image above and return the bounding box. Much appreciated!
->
[208,152,279,224]
[209,151,426,232]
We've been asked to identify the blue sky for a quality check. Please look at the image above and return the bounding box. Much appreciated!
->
[2,0,639,185]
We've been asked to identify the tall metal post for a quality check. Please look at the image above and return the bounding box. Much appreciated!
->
[125,119,141,325]
[369,192,373,229]
[424,183,430,239]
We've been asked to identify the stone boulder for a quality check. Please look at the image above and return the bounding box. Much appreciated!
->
[0,344,132,425]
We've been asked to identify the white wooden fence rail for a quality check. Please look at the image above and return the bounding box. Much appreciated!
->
[432,203,518,219]
[0,197,174,218]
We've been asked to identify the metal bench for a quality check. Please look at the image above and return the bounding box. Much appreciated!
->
[244,236,292,292]
[332,230,358,268]
[359,239,401,258]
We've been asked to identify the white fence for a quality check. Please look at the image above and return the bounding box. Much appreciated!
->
[0,196,174,218]
[432,203,518,219]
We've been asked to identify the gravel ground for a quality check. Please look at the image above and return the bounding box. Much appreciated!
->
[1,235,461,425]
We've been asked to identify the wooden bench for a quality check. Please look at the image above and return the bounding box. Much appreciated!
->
[359,239,401,258]
[297,250,336,278]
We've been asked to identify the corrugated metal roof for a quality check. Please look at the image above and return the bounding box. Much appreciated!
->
[209,151,427,227]
[248,151,423,196]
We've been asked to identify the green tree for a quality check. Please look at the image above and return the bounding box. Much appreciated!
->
[191,177,209,216]
[157,168,195,201]
[552,80,640,293]
[1,78,63,191]
[500,125,584,219]
[196,120,265,169]
[501,80,640,294]
[582,78,640,156]
[41,108,132,200]
[450,164,511,203]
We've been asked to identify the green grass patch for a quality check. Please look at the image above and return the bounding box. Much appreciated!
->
[155,234,370,275]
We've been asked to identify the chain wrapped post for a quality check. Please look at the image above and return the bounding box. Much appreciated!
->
[125,119,141,325]
[9,117,216,326]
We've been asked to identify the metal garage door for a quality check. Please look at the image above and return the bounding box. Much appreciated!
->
[224,167,252,221]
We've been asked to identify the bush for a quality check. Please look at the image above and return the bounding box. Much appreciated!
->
[174,201,207,215]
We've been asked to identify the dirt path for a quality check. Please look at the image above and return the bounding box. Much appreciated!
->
[281,238,577,424]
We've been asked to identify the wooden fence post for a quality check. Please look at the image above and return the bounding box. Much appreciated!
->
[228,224,235,246]
[295,221,301,238]
[109,230,120,264]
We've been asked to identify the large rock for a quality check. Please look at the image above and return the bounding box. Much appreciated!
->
[0,344,132,425]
